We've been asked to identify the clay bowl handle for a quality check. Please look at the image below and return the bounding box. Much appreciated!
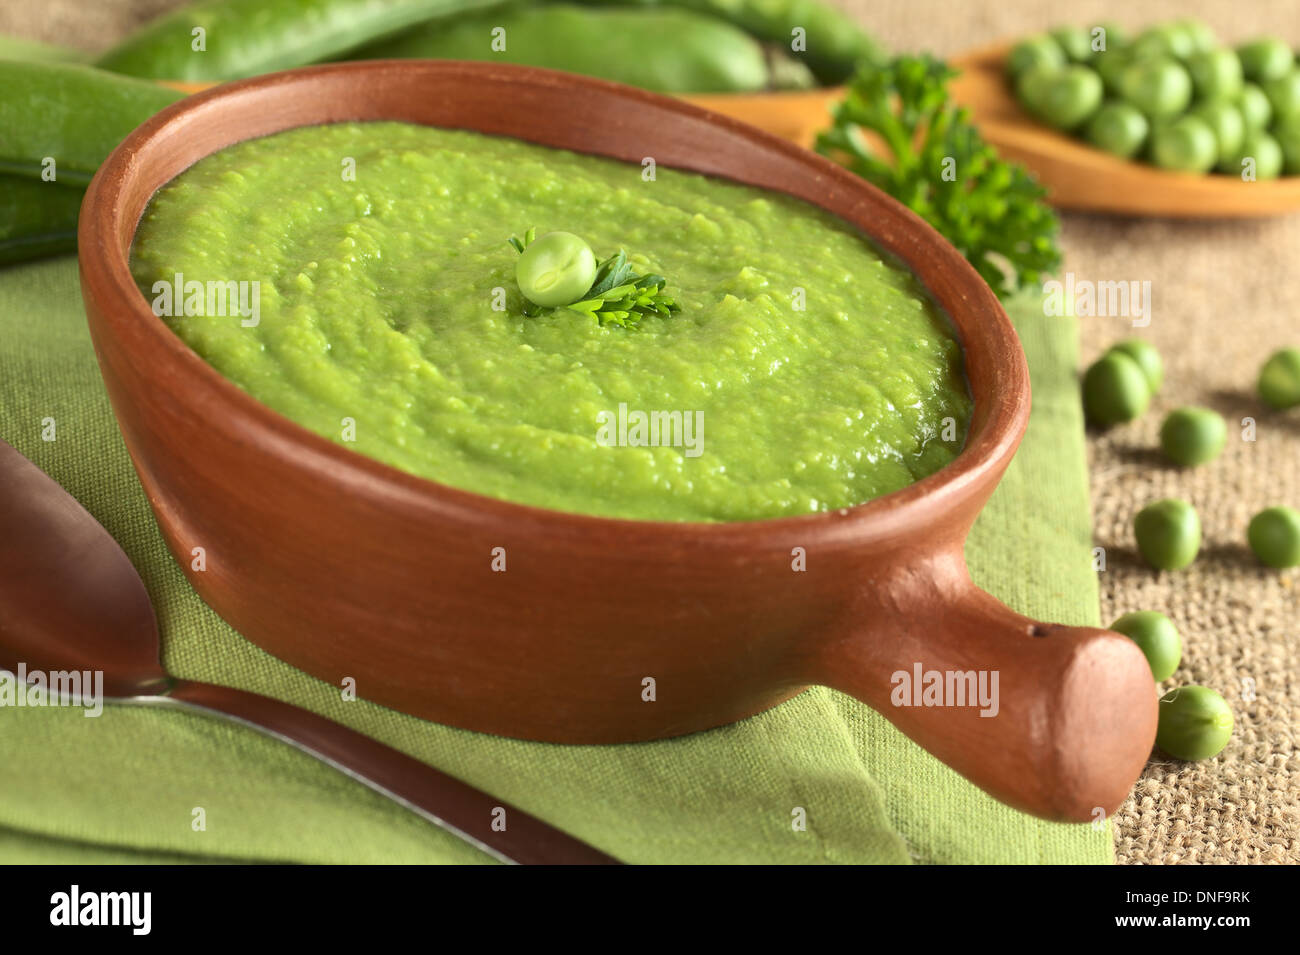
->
[812,547,1157,822]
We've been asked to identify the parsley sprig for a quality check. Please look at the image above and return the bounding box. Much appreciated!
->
[815,54,1061,299]
[508,227,680,328]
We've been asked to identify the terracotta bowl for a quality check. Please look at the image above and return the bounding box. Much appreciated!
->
[80,60,1156,823]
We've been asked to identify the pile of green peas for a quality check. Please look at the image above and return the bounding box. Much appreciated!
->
[1084,336,1286,758]
[1106,610,1232,762]
[1008,18,1300,178]
[1080,340,1300,571]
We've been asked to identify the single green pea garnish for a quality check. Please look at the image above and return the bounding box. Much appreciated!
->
[507,227,680,328]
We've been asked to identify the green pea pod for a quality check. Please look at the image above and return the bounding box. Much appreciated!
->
[0,61,184,186]
[353,4,777,93]
[0,34,85,64]
[97,0,510,81]
[0,175,83,265]
[573,0,885,83]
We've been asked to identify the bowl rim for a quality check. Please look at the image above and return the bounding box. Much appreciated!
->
[80,59,1029,545]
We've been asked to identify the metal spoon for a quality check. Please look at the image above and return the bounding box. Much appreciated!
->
[0,437,619,865]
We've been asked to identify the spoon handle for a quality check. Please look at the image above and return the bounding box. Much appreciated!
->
[140,679,621,865]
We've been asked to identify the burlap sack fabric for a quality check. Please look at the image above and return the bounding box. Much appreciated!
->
[860,0,1299,865]
[4,0,1295,864]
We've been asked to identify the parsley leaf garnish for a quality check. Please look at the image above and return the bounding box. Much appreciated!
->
[815,54,1061,299]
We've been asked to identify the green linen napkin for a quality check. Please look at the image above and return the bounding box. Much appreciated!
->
[0,256,1110,864]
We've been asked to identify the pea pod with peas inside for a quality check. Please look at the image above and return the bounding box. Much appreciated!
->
[572,0,884,84]
[351,3,811,93]
[96,0,510,81]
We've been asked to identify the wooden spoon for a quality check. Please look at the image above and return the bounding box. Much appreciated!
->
[0,437,620,865]
[686,42,1300,218]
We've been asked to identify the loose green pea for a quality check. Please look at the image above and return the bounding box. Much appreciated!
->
[1086,101,1149,157]
[1237,36,1294,83]
[1190,100,1245,163]
[1130,26,1192,62]
[1257,347,1300,408]
[1272,116,1300,174]
[1050,25,1095,63]
[1238,83,1273,131]
[1151,115,1219,173]
[1006,35,1067,78]
[1159,407,1227,467]
[1186,48,1243,101]
[1015,64,1056,110]
[1023,64,1104,129]
[1083,351,1151,426]
[515,231,597,308]
[1134,498,1201,571]
[1157,686,1233,761]
[1107,339,1163,393]
[1218,130,1283,179]
[1120,57,1193,119]
[1247,506,1300,568]
[1261,69,1300,122]
[1176,19,1218,56]
[1110,611,1182,682]
[1126,32,1166,62]
[1094,48,1132,94]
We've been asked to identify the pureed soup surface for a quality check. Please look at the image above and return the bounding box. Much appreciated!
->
[130,122,972,522]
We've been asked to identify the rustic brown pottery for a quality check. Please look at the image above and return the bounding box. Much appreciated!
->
[80,61,1157,823]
